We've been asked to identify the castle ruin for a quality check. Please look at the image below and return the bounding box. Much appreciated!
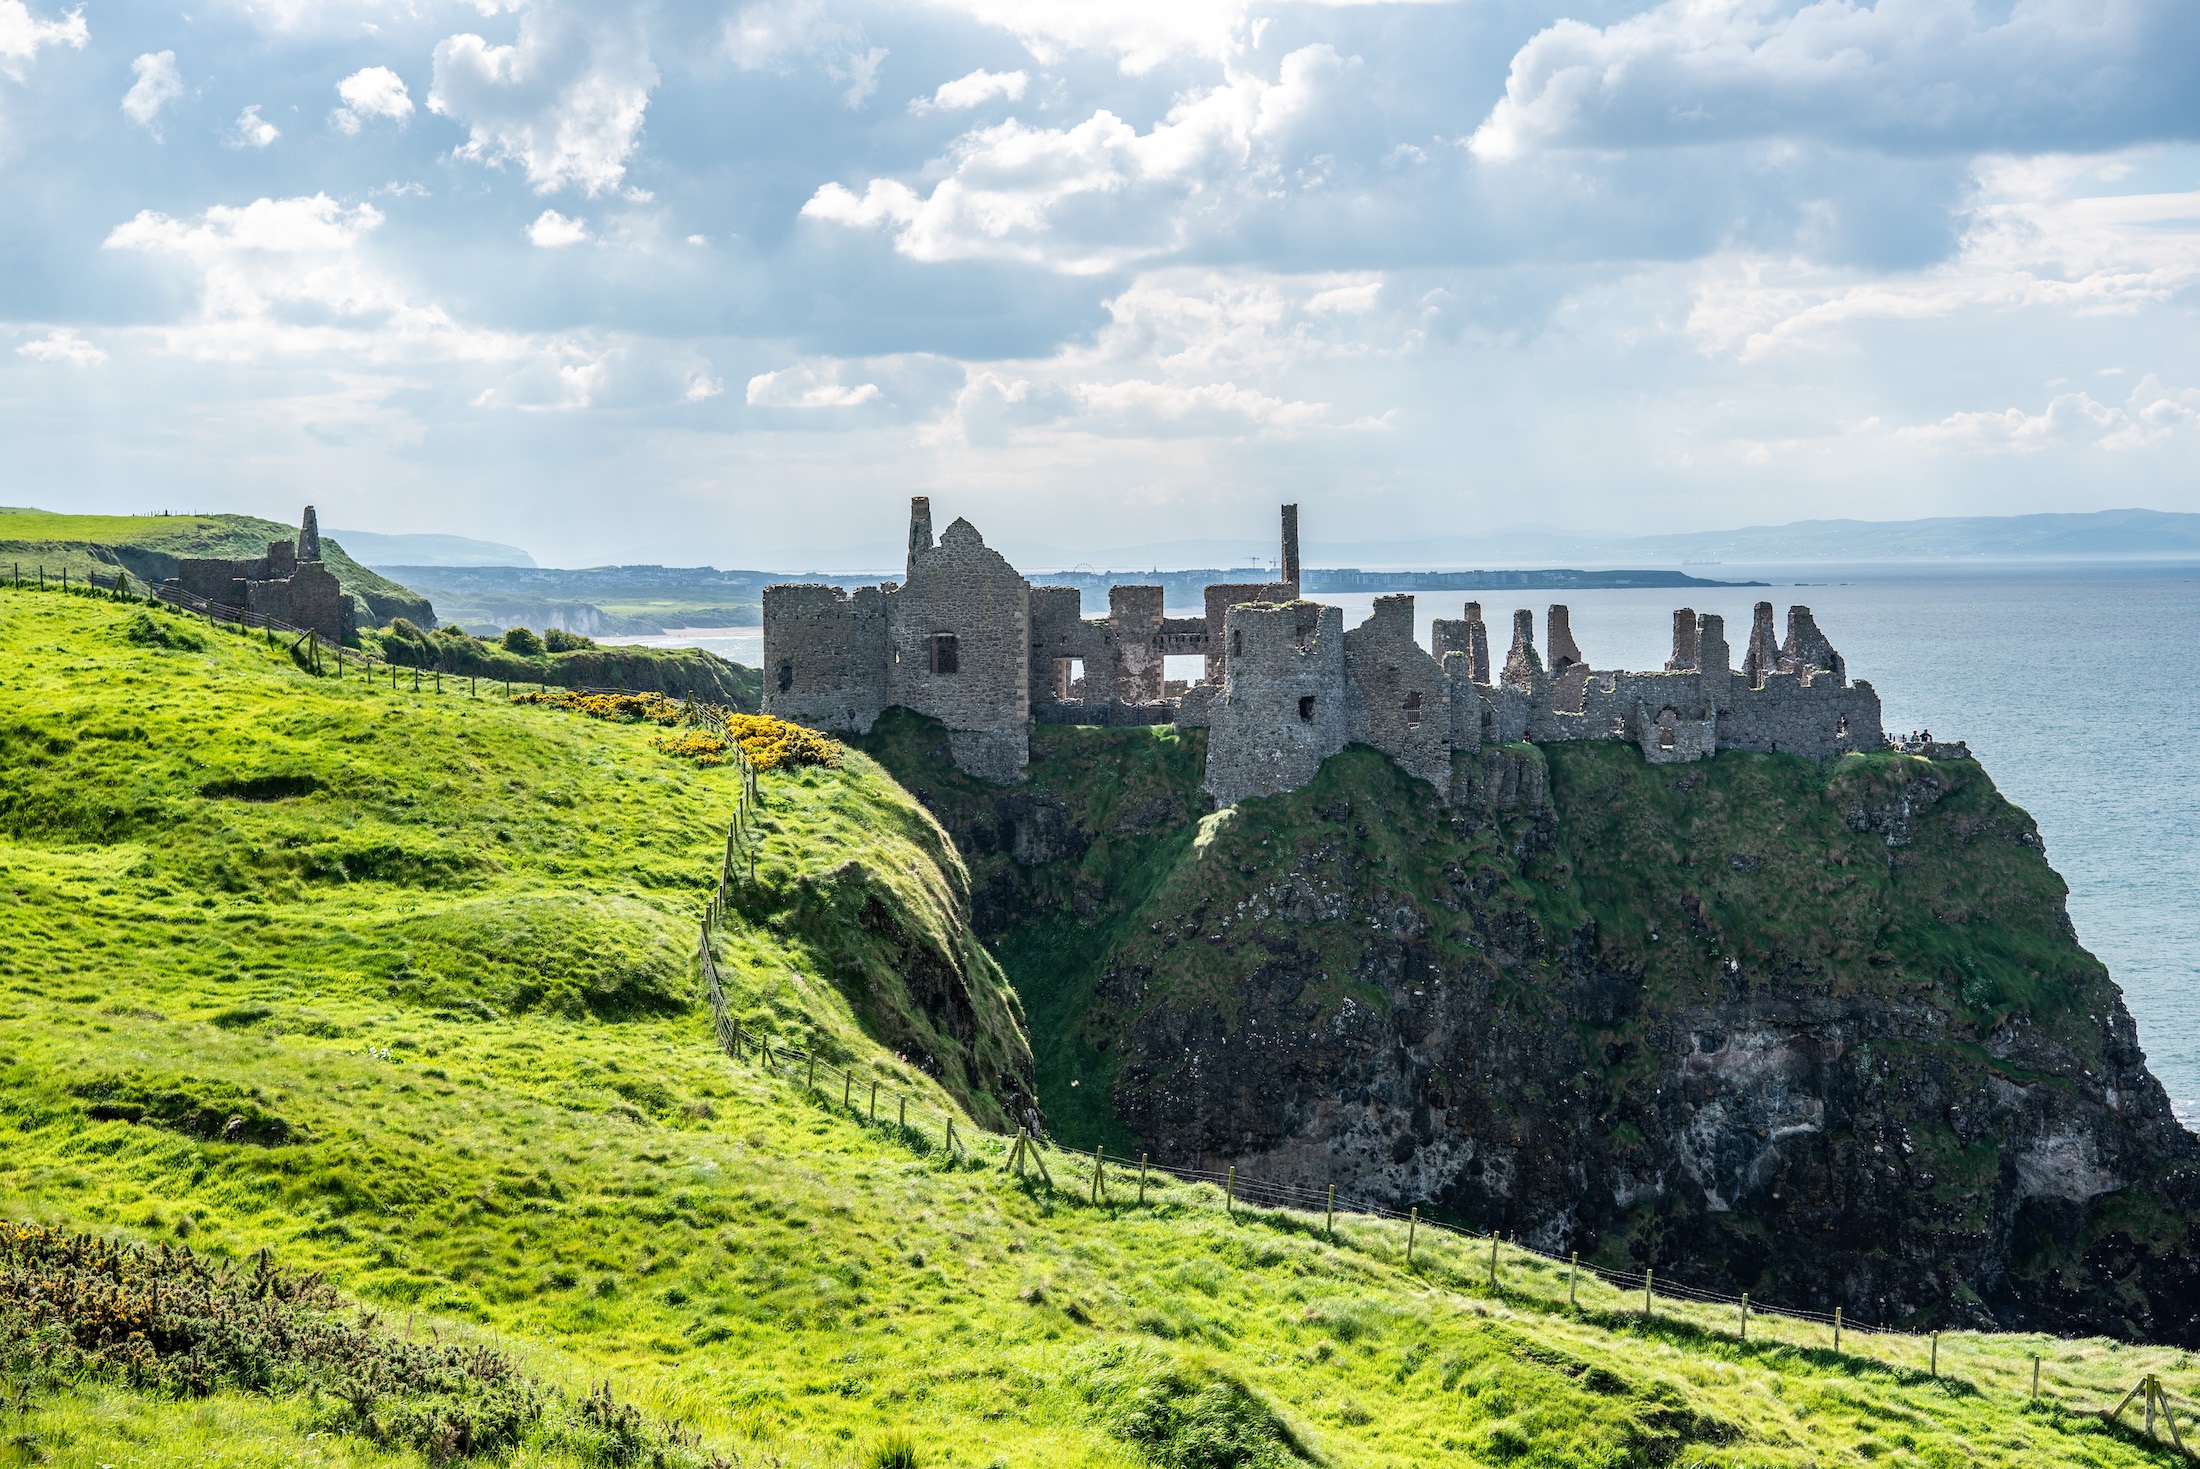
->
[169,506,356,646]
[763,501,1885,800]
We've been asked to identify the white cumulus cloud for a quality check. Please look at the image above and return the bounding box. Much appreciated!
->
[746,362,881,407]
[430,5,657,196]
[804,43,1346,273]
[228,104,279,148]
[0,0,86,80]
[331,65,412,134]
[1903,376,2200,454]
[526,208,589,246]
[121,50,181,133]
[15,328,104,365]
[912,67,1026,114]
[1470,0,2200,162]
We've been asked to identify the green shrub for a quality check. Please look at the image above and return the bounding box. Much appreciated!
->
[867,1430,920,1469]
[388,617,430,643]
[502,626,545,656]
[544,627,596,652]
[121,610,208,652]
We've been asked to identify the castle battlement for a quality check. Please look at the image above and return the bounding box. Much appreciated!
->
[761,501,1886,794]
[167,505,355,646]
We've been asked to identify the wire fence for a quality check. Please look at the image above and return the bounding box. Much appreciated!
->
[10,562,2189,1446]
[691,780,2197,1452]
[6,564,731,708]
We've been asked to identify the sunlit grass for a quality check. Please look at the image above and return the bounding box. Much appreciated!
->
[1,584,2195,1469]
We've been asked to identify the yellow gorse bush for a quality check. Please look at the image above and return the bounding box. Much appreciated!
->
[720,713,842,771]
[508,689,685,726]
[508,689,839,772]
[650,730,730,766]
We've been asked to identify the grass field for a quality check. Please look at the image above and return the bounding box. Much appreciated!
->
[2,582,2197,1468]
[0,508,432,627]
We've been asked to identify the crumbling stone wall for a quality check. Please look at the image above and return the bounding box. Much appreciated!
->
[170,506,354,645]
[761,582,889,733]
[887,516,1031,779]
[765,495,1886,798]
[1202,580,1297,682]
[1204,601,1348,805]
[1341,594,1452,790]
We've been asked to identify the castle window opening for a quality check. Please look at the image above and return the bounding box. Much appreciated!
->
[1231,628,1242,657]
[930,633,959,675]
[1299,696,1316,723]
[777,661,793,694]
[1403,691,1424,729]
[1658,707,1678,750]
[1163,654,1205,689]
[1053,657,1086,701]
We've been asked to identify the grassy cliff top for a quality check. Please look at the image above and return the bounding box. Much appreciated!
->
[2,585,2198,1468]
[0,507,432,626]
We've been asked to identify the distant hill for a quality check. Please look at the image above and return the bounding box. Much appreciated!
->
[332,528,537,567]
[1612,508,2200,563]
[0,507,434,627]
[1291,508,2200,570]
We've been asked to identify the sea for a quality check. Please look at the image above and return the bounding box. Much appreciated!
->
[622,561,2200,1128]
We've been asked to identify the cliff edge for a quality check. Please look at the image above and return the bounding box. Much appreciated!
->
[858,710,2200,1343]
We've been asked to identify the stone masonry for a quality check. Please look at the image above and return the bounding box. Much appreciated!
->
[763,500,1886,794]
[169,506,356,646]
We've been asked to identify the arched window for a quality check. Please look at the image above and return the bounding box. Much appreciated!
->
[1657,707,1678,750]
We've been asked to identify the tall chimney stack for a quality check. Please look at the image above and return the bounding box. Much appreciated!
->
[907,496,934,574]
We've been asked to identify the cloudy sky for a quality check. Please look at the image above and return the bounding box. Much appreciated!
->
[1,0,2196,566]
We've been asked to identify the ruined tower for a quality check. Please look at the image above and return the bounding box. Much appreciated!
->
[297,505,322,563]
[1280,503,1301,593]
[1503,609,1542,689]
[907,496,934,573]
[1666,608,1699,672]
[1742,601,1779,689]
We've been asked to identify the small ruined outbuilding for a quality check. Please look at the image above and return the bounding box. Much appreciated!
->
[168,506,355,646]
[763,501,1885,800]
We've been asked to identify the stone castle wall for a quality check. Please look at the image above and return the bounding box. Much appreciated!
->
[170,507,355,645]
[1204,601,1348,805]
[762,498,1887,796]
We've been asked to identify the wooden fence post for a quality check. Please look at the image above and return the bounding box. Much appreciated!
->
[1488,1234,1498,1290]
[944,1114,955,1155]
[1929,1333,1937,1377]
[2029,1353,2038,1400]
[1139,1154,1149,1206]
[1407,1207,1417,1267]
[1226,1165,1235,1217]
[843,1072,851,1110]
[1739,1294,1749,1340]
[898,1096,906,1130]
[1325,1185,1334,1239]
[869,1080,878,1121]
[1834,1307,1843,1354]
[1090,1146,1104,1205]
[806,1051,816,1090]
[1567,1252,1578,1308]
[1643,1269,1654,1319]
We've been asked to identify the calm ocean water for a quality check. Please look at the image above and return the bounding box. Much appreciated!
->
[625,563,2200,1128]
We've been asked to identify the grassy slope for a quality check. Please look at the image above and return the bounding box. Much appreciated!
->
[2,590,2198,1468]
[361,623,764,709]
[0,508,432,627]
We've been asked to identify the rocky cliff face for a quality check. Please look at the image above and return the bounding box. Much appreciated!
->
[854,710,2200,1343]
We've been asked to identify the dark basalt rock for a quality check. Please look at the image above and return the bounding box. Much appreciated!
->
[858,717,2200,1344]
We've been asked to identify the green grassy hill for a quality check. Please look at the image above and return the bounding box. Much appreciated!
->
[0,507,434,627]
[3,583,2198,1468]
